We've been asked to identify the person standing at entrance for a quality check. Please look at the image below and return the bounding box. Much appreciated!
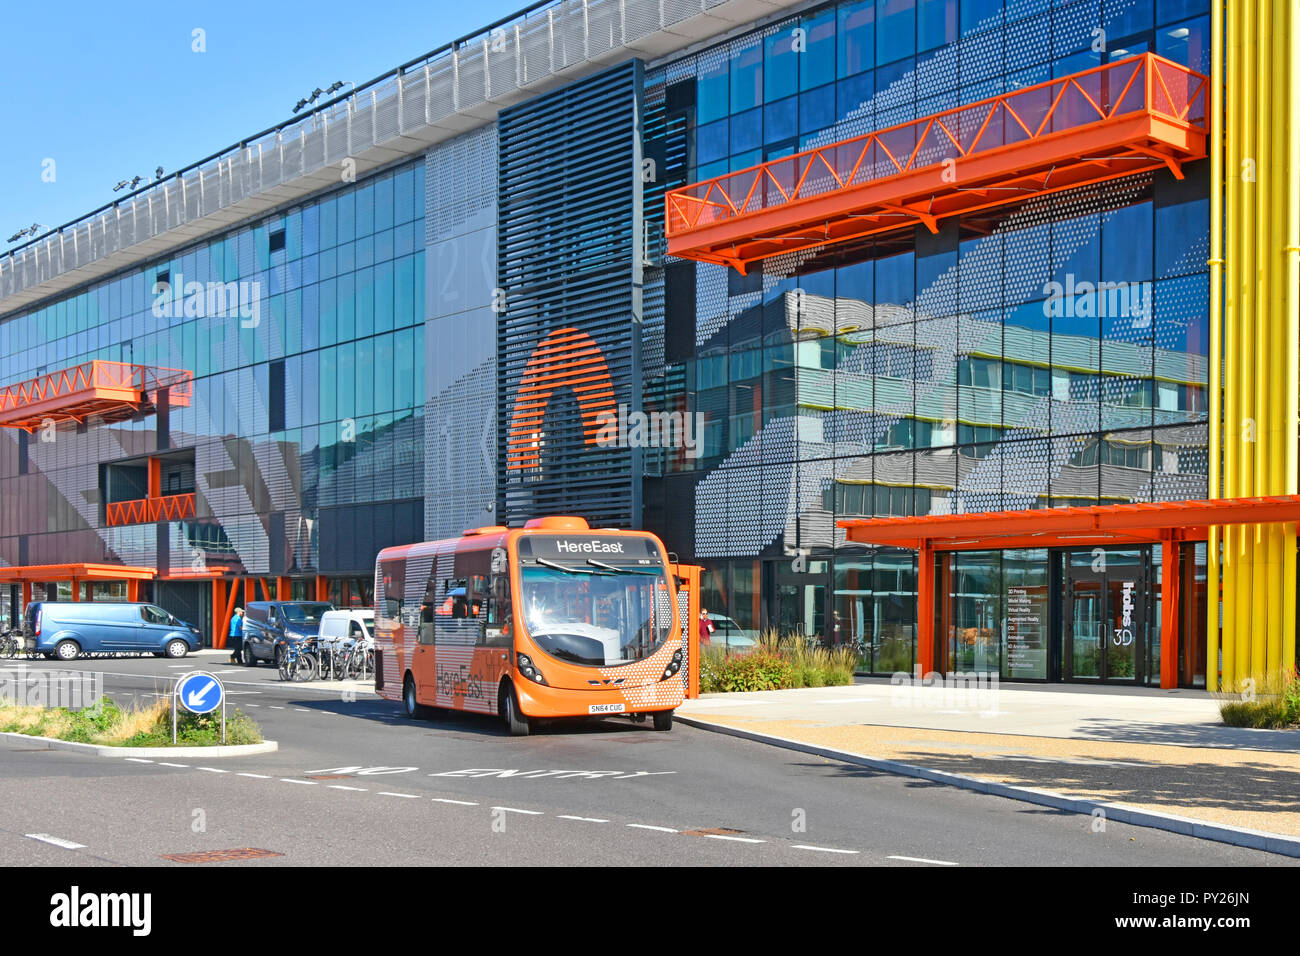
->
[698,609,715,647]
[228,607,245,664]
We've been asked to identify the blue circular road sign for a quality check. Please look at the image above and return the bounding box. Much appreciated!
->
[176,671,223,715]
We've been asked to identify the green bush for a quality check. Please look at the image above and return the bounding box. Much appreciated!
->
[697,630,856,693]
[1218,667,1300,729]
[717,652,794,692]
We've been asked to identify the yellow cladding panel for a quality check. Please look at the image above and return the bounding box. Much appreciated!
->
[1211,0,1300,691]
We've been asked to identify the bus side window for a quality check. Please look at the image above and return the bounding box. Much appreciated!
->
[419,574,436,645]
[485,573,512,646]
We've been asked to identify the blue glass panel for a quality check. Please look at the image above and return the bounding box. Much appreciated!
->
[393,167,415,225]
[374,260,394,334]
[374,175,394,232]
[764,95,798,144]
[801,8,837,91]
[1104,0,1153,36]
[962,0,1003,34]
[837,70,875,120]
[765,27,799,101]
[800,84,836,135]
[839,0,877,78]
[1102,202,1153,283]
[1155,195,1208,278]
[698,118,730,164]
[1156,16,1210,73]
[877,0,916,65]
[355,266,375,338]
[876,251,915,305]
[1156,0,1208,24]
[731,107,763,154]
[698,57,730,125]
[731,41,763,114]
[917,0,957,51]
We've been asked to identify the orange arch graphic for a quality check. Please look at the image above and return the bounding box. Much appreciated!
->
[506,328,617,471]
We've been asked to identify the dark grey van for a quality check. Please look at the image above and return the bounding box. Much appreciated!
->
[23,602,202,661]
[241,601,333,667]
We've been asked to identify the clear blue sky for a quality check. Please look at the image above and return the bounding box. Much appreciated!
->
[0,0,526,244]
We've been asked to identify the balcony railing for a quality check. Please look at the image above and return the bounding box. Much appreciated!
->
[0,360,193,431]
[105,493,197,527]
[666,53,1208,273]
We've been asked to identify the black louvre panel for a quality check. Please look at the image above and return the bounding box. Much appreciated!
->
[497,60,643,528]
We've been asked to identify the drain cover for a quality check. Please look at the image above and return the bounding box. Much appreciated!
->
[162,848,283,863]
[682,827,745,837]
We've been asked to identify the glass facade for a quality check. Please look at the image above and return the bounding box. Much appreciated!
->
[643,0,1211,680]
[0,162,426,580]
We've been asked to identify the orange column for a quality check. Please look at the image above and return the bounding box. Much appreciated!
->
[277,576,290,601]
[212,578,227,650]
[147,458,162,499]
[244,577,256,606]
[70,578,80,602]
[21,581,31,611]
[1160,535,1182,689]
[316,576,329,602]
[916,542,935,675]
[670,564,703,699]
[126,579,141,602]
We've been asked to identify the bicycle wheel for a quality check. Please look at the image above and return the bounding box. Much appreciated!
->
[278,651,294,682]
[292,652,318,682]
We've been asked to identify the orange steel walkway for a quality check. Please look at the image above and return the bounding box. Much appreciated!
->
[666,54,1208,273]
[0,360,193,431]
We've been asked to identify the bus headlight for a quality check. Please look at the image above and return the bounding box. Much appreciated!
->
[516,652,548,686]
[661,649,683,681]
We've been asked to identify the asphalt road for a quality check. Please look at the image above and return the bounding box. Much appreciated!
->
[1,653,1294,867]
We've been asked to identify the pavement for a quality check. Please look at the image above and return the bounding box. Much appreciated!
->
[677,678,1300,842]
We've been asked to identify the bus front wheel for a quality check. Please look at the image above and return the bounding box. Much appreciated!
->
[502,684,531,737]
[653,710,674,732]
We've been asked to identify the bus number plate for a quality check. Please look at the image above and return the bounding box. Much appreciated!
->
[589,703,626,714]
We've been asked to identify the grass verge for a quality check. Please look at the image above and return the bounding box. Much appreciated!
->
[0,696,264,746]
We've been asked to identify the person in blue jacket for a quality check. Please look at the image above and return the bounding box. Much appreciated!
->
[228,607,245,664]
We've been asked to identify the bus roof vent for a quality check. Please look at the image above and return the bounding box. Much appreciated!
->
[462,525,508,536]
[523,515,590,531]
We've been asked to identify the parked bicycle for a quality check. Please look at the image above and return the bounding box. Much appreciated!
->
[277,636,319,682]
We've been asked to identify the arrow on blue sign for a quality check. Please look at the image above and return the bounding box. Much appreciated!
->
[176,672,223,714]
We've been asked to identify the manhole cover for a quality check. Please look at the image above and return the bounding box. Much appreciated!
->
[682,827,745,837]
[162,848,283,863]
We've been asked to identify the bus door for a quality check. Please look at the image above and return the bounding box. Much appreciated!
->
[470,567,512,715]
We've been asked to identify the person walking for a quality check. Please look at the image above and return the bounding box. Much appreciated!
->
[228,607,245,664]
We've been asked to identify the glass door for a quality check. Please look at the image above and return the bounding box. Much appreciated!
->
[1067,578,1104,679]
[1064,552,1147,683]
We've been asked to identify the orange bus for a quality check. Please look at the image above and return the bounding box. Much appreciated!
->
[373,516,684,735]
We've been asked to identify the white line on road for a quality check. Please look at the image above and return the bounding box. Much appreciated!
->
[793,844,859,854]
[328,785,368,791]
[431,798,478,806]
[888,855,958,866]
[196,767,229,774]
[280,778,317,785]
[492,806,543,815]
[26,833,85,850]
[626,824,677,833]
[557,815,609,823]
[124,758,153,764]
[292,708,311,713]
[158,762,189,768]
[269,706,286,710]
[237,773,271,779]
[702,834,765,844]
[377,792,421,798]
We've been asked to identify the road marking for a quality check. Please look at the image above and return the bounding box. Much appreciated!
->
[158,762,189,768]
[888,855,958,866]
[702,834,765,844]
[492,806,543,815]
[26,833,85,850]
[124,757,153,764]
[269,706,286,710]
[328,785,368,791]
[196,767,229,774]
[793,844,859,855]
[377,792,421,799]
[431,798,478,806]
[626,824,676,833]
[237,773,271,779]
[167,665,192,669]
[280,778,317,785]
[293,708,311,713]
[557,815,609,823]
[813,697,879,704]
[244,703,260,707]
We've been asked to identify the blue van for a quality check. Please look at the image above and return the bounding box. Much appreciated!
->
[23,602,203,661]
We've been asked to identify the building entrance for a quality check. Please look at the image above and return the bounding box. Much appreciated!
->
[1062,549,1150,683]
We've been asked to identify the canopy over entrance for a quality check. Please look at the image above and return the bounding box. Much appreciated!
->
[838,495,1300,688]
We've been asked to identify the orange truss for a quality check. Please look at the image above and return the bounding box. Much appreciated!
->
[0,360,194,432]
[105,493,197,527]
[665,53,1208,273]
